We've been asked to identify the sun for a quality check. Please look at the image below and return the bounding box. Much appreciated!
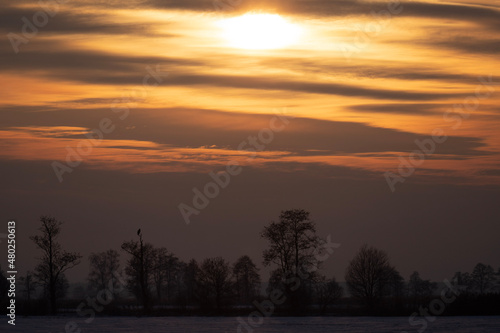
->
[217,13,302,50]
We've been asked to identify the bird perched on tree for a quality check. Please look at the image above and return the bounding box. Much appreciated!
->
[137,228,141,236]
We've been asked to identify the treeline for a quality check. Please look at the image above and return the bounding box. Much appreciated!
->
[1,211,500,316]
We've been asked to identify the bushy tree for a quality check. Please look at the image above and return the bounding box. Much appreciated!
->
[471,263,495,294]
[261,209,322,311]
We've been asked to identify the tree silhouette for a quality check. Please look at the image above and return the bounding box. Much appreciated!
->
[471,263,496,295]
[315,276,343,313]
[451,271,472,294]
[233,255,261,304]
[183,259,200,306]
[151,247,183,303]
[30,215,81,314]
[408,271,436,308]
[121,230,154,313]
[261,209,322,311]
[19,271,37,314]
[88,249,121,297]
[345,244,395,309]
[198,257,232,310]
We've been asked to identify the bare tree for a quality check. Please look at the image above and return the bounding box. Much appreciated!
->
[471,263,495,295]
[233,255,261,304]
[451,271,472,294]
[315,276,343,313]
[121,230,154,313]
[151,247,183,304]
[30,216,81,314]
[182,259,200,306]
[408,271,436,308]
[198,257,232,309]
[88,249,120,297]
[19,271,37,314]
[345,244,394,309]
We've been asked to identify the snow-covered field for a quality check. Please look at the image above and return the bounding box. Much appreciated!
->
[7,316,500,332]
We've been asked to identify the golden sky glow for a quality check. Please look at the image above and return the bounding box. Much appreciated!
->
[3,0,500,284]
[1,0,500,185]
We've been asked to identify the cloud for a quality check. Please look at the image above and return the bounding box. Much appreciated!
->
[135,0,500,34]
[160,74,463,100]
[432,36,500,55]
[348,103,442,115]
[0,46,200,73]
[0,6,156,36]
[0,106,486,160]
[0,42,464,99]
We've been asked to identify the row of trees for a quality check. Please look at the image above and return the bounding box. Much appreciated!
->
[2,210,499,315]
[344,245,500,311]
[111,210,343,313]
[116,239,262,311]
[452,263,499,295]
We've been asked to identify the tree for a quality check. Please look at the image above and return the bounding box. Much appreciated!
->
[408,271,436,308]
[151,247,183,304]
[315,276,343,313]
[88,249,120,297]
[233,255,261,304]
[261,209,322,310]
[182,259,200,306]
[497,267,500,292]
[345,244,395,309]
[151,247,169,303]
[121,230,154,313]
[30,215,81,314]
[451,271,472,293]
[385,267,405,307]
[19,271,37,314]
[471,263,495,295]
[198,257,232,309]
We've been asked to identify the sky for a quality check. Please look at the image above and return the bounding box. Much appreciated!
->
[0,0,499,284]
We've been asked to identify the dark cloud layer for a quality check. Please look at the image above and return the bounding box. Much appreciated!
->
[0,106,486,157]
[348,103,442,115]
[0,7,155,36]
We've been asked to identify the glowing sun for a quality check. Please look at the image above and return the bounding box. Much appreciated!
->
[217,13,302,50]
